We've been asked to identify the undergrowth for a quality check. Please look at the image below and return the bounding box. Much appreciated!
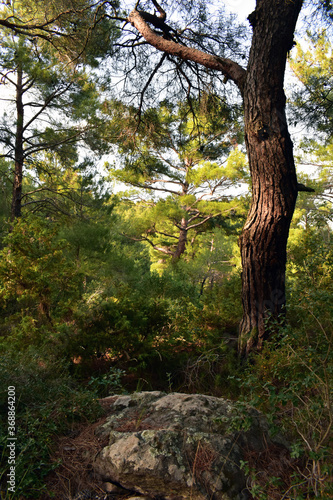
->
[238,306,333,499]
[0,243,332,499]
[0,351,103,499]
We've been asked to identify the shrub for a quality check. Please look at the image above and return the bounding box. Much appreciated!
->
[240,313,333,498]
[0,351,102,499]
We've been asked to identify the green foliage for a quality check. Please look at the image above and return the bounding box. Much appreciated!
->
[237,250,333,498]
[88,367,126,397]
[290,30,333,137]
[0,351,102,499]
[72,273,171,359]
[0,26,111,220]
[4,191,333,499]
[106,97,248,263]
[0,215,83,355]
[0,160,11,240]
[240,319,333,497]
[287,226,333,323]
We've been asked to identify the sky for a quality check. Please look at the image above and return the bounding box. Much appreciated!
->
[224,0,256,21]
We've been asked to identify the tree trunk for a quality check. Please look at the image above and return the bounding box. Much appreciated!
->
[11,65,24,220]
[172,216,188,261]
[238,0,303,355]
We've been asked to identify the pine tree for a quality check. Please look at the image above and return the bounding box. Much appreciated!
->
[290,30,333,138]
[0,32,103,219]
[107,97,248,263]
[123,0,329,354]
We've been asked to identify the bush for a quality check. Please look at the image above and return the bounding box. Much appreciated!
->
[239,311,333,499]
[0,352,102,499]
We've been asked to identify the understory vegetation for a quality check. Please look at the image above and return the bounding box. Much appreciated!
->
[0,194,332,499]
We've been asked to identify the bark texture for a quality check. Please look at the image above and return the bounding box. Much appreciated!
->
[238,0,303,355]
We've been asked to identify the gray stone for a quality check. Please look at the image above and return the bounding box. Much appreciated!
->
[93,392,287,500]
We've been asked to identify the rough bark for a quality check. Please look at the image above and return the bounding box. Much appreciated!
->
[238,0,303,355]
[128,0,305,355]
[11,65,24,220]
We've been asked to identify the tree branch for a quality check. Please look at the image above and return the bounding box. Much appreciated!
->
[151,0,166,21]
[122,233,174,255]
[187,213,219,230]
[137,52,167,119]
[128,181,181,196]
[154,230,178,239]
[23,81,74,133]
[128,7,246,93]
[297,182,315,193]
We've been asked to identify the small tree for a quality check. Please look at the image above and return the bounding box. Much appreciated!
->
[290,30,333,137]
[0,32,103,219]
[108,97,248,262]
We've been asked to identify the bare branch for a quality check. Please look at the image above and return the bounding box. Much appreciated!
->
[154,230,178,239]
[22,81,74,133]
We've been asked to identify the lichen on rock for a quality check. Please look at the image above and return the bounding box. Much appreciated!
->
[93,391,288,499]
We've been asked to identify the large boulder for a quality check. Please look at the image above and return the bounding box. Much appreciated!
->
[94,391,287,500]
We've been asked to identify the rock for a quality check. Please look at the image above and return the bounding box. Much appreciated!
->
[102,481,126,494]
[126,498,153,500]
[94,392,287,500]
